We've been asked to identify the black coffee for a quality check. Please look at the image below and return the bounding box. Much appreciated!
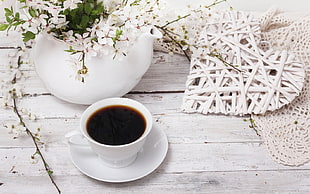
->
[86,105,146,145]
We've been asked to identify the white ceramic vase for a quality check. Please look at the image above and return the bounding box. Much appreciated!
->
[33,27,162,104]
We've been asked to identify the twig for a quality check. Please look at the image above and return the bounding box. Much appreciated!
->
[249,114,260,136]
[156,25,191,61]
[207,0,229,8]
[12,98,61,193]
[155,0,231,62]
[154,13,192,61]
[10,51,61,194]
[208,51,242,73]
[160,14,191,29]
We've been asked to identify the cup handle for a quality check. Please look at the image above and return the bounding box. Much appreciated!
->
[65,131,89,146]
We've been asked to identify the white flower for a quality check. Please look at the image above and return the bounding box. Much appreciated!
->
[28,113,36,121]
[48,16,68,29]
[107,14,124,27]
[8,122,26,137]
[182,45,189,50]
[26,0,44,10]
[13,69,22,79]
[12,84,24,98]
[98,36,114,46]
[22,21,38,34]
[104,0,122,13]
[63,0,82,10]
[30,155,39,164]
[21,108,28,114]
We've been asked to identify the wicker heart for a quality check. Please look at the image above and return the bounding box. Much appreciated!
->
[182,11,305,115]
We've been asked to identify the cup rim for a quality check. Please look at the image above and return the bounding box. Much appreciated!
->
[80,97,153,148]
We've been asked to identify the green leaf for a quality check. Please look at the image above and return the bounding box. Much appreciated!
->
[80,15,89,28]
[50,0,106,38]
[12,21,23,26]
[15,12,20,20]
[5,16,12,23]
[33,150,40,156]
[64,46,74,52]
[70,9,77,18]
[62,9,69,16]
[22,31,36,42]
[0,24,9,31]
[84,3,92,15]
[75,24,83,30]
[4,8,13,16]
[28,8,37,17]
[115,29,123,39]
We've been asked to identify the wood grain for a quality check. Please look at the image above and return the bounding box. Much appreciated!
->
[0,31,309,193]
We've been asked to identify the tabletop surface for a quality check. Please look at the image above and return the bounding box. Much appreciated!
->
[0,32,309,194]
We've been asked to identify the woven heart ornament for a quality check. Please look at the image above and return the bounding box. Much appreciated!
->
[181,11,305,115]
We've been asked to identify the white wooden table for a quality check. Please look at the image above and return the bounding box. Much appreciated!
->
[0,33,309,194]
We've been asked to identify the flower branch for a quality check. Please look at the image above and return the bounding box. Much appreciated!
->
[154,0,233,63]
[208,0,231,9]
[208,51,242,73]
[156,23,191,61]
[160,14,191,29]
[244,115,260,136]
[12,97,61,194]
[5,50,61,193]
[249,115,260,136]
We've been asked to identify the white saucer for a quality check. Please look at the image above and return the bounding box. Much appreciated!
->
[69,123,168,183]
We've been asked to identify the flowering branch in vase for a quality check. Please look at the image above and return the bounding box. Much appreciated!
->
[0,0,164,81]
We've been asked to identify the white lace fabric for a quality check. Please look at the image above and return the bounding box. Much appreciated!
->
[252,10,310,166]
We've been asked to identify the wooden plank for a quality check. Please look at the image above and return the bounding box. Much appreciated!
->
[0,32,21,47]
[0,51,189,95]
[1,170,309,194]
[0,93,254,129]
[0,93,184,119]
[0,94,257,138]
[0,91,260,149]
[134,52,189,92]
[1,144,309,178]
[0,113,258,148]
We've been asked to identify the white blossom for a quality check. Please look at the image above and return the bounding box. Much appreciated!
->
[5,0,165,66]
[30,155,39,164]
[103,0,122,13]
[63,0,82,10]
[28,113,37,121]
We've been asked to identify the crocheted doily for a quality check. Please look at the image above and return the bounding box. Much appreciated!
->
[252,10,310,166]
[181,11,305,115]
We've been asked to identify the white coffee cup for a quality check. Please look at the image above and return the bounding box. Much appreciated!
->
[66,97,153,168]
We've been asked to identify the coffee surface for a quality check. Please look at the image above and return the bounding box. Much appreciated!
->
[87,105,146,145]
